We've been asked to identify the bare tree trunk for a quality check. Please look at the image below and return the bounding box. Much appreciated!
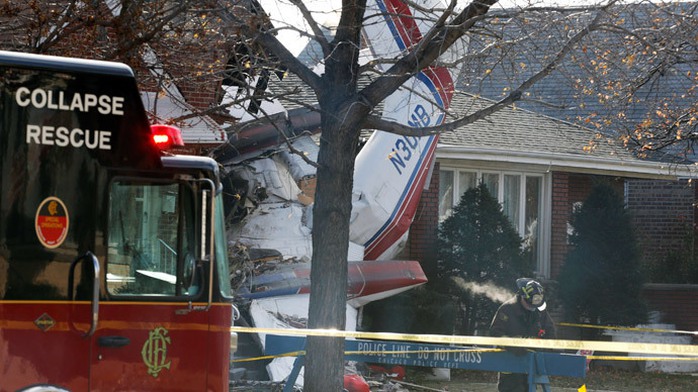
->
[304,103,363,390]
[303,2,367,387]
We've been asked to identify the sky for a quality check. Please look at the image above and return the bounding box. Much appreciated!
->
[258,0,608,56]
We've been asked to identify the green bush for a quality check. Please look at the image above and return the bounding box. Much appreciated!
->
[558,183,647,327]
[435,183,533,335]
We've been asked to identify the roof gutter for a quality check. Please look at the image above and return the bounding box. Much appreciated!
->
[436,145,698,180]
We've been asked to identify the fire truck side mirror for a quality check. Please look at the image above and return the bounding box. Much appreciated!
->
[183,256,204,296]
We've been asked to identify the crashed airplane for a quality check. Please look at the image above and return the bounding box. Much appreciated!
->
[212,0,466,385]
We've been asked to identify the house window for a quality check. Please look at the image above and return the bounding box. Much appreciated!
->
[439,171,454,222]
[503,174,521,232]
[439,168,549,276]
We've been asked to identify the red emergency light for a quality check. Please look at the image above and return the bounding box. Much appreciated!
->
[150,124,184,150]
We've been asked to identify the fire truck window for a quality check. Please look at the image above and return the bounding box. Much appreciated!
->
[107,181,195,297]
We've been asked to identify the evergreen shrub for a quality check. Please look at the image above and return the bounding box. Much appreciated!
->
[558,183,647,327]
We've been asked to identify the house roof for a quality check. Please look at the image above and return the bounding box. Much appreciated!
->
[141,92,226,145]
[233,51,698,179]
[438,93,698,179]
[457,2,698,163]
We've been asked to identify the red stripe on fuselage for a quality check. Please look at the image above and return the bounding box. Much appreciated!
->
[364,141,437,259]
[382,0,454,108]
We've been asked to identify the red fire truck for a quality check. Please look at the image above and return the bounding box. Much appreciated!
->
[0,51,237,391]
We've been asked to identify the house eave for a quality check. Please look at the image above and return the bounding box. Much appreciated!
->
[436,146,698,180]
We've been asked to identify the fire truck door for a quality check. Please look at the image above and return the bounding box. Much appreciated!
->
[89,180,211,390]
[89,302,211,391]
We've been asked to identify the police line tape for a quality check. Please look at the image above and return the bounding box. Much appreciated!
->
[230,346,502,364]
[232,351,698,364]
[230,326,698,358]
[559,322,698,336]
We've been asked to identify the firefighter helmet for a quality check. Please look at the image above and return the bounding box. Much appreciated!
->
[516,278,547,311]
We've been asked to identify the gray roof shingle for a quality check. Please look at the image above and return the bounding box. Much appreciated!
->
[256,54,697,178]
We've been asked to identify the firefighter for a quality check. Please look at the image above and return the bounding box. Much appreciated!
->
[489,278,557,392]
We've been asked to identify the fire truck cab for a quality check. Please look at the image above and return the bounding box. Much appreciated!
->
[0,51,236,391]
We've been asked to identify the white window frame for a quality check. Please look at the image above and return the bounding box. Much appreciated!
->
[438,167,552,278]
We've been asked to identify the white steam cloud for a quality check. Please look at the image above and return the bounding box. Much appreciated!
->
[451,277,513,303]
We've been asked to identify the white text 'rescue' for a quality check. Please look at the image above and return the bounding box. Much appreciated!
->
[26,125,112,150]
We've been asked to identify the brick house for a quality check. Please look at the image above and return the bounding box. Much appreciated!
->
[406,93,696,280]
[403,106,698,334]
[454,2,698,331]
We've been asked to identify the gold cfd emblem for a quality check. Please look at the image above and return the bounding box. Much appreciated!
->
[141,327,172,377]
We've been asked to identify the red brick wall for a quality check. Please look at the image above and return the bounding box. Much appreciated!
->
[550,172,570,279]
[626,179,696,267]
[178,80,223,111]
[408,163,441,278]
[642,284,698,335]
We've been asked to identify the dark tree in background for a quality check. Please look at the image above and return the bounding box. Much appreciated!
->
[436,183,533,335]
[559,183,647,328]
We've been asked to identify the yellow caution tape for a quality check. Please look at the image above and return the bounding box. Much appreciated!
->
[230,326,698,357]
[559,322,698,336]
[231,347,502,364]
[587,355,698,361]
